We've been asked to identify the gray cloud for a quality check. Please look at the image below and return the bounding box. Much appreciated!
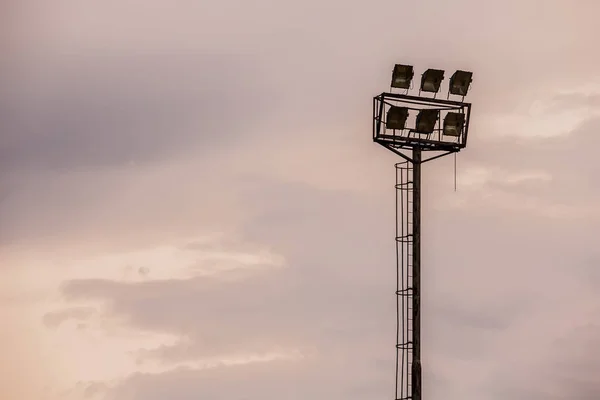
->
[43,306,97,328]
[59,181,394,351]
[100,355,390,400]
[0,53,279,173]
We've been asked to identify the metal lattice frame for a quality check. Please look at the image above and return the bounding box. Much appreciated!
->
[373,92,471,159]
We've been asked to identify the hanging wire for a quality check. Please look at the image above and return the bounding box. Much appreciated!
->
[454,152,457,192]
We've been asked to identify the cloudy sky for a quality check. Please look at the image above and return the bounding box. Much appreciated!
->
[2,0,600,399]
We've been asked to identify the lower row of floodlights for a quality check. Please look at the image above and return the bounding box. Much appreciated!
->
[386,105,464,137]
[386,64,473,137]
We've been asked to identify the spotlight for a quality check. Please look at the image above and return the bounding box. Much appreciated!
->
[391,64,414,89]
[420,69,444,93]
[449,70,473,96]
[415,109,439,134]
[386,106,409,130]
[443,112,465,137]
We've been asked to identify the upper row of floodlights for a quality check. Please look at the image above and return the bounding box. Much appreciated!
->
[391,64,473,99]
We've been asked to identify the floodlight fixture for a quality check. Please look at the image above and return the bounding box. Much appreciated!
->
[449,70,473,96]
[391,64,414,89]
[386,106,409,130]
[420,69,444,93]
[415,109,439,134]
[443,112,465,137]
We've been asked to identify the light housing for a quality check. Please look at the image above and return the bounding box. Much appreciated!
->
[415,109,439,134]
[386,106,409,130]
[443,112,465,137]
[391,64,414,89]
[420,69,445,93]
[449,70,473,96]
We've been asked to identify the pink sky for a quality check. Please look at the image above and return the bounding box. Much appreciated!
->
[2,1,600,399]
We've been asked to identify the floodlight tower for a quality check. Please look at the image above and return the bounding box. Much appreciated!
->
[372,64,473,400]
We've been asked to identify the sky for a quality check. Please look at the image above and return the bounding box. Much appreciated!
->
[1,0,600,399]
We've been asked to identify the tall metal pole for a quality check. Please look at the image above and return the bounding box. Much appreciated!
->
[411,148,422,400]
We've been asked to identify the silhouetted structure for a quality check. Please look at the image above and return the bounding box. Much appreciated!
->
[372,64,474,400]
